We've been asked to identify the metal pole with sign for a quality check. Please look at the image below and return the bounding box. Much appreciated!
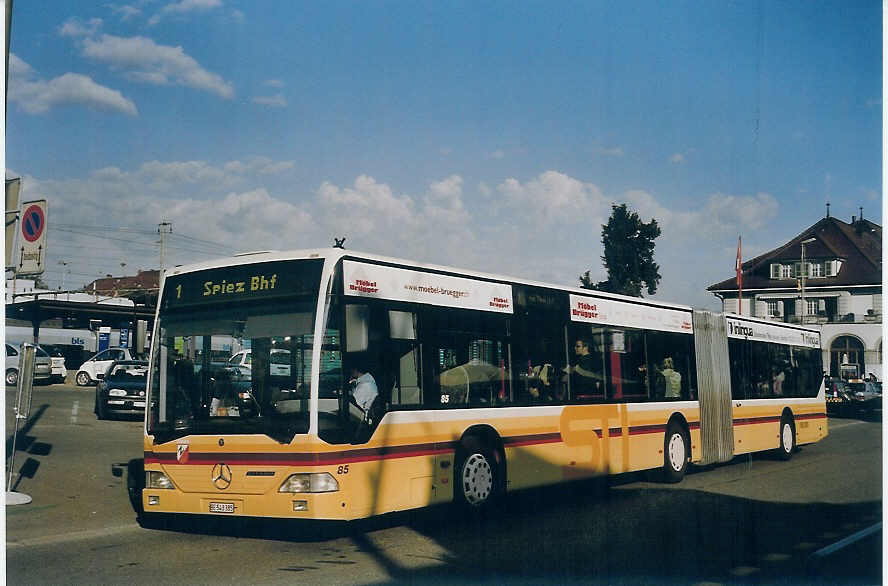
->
[7,343,36,505]
[17,199,48,276]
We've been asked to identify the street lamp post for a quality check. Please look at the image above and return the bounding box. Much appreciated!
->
[800,237,816,323]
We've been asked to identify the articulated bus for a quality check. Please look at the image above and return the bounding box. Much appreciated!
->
[141,249,827,520]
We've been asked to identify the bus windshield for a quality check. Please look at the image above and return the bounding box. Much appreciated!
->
[147,259,327,444]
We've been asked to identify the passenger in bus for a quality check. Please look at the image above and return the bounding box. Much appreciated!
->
[171,353,198,417]
[660,357,682,398]
[348,360,382,442]
[771,366,785,396]
[564,338,601,399]
[527,363,555,402]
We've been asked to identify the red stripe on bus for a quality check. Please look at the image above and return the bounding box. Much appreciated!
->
[145,441,459,467]
[503,432,562,447]
[733,416,781,426]
[145,419,707,466]
[796,412,827,421]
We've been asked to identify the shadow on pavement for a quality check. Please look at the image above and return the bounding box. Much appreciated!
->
[130,473,881,584]
[5,404,50,459]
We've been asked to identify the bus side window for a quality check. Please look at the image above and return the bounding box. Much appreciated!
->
[605,328,647,401]
[388,311,422,407]
[728,338,749,400]
[567,326,606,403]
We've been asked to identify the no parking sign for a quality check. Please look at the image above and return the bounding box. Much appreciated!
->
[18,200,47,275]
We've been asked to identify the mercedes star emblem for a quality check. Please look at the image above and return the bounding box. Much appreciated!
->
[211,463,232,490]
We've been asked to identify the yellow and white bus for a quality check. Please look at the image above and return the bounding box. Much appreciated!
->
[140,249,827,520]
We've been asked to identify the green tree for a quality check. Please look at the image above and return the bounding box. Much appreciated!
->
[580,203,661,297]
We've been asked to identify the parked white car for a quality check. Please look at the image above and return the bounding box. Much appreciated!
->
[5,343,53,386]
[227,349,291,376]
[75,347,133,386]
[42,347,68,383]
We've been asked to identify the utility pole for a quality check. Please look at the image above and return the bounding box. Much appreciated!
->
[157,221,172,271]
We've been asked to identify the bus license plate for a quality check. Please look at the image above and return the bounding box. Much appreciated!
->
[209,502,235,513]
[134,401,146,408]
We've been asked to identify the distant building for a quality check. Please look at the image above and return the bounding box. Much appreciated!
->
[83,269,160,307]
[708,213,882,381]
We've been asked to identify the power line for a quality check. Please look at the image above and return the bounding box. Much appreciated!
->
[167,232,238,252]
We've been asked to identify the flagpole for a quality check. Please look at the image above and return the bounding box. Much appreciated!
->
[736,236,743,315]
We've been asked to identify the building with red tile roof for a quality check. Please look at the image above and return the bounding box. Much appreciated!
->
[708,212,881,380]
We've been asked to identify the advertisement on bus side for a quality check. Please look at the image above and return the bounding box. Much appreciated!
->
[568,294,693,334]
[343,260,513,314]
[725,317,820,348]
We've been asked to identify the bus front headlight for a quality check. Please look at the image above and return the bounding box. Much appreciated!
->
[146,471,175,489]
[278,473,339,493]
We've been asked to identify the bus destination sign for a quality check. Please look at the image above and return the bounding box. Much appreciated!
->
[162,259,323,309]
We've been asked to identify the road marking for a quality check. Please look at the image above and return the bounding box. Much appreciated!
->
[809,522,882,559]
[827,419,867,430]
[7,523,142,549]
[70,400,80,424]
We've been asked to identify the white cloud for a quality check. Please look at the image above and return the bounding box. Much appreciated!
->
[8,53,138,116]
[109,5,142,21]
[81,34,234,98]
[669,153,685,164]
[59,17,103,38]
[263,79,285,88]
[252,94,287,108]
[496,170,607,223]
[317,175,417,241]
[19,161,781,310]
[624,189,778,237]
[490,149,506,160]
[149,0,223,26]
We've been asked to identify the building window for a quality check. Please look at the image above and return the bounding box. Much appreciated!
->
[766,301,779,316]
[780,265,792,279]
[809,262,824,278]
[805,299,818,316]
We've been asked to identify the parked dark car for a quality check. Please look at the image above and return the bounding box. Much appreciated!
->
[826,377,882,417]
[95,360,149,419]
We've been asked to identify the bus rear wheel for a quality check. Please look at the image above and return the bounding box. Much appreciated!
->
[778,416,795,460]
[663,423,689,483]
[456,442,501,509]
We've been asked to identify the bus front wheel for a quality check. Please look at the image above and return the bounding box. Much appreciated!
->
[663,423,689,483]
[778,416,795,460]
[456,442,501,509]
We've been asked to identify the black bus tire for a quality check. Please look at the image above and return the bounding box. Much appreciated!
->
[663,422,689,483]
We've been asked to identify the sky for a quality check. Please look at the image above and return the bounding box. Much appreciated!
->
[5,0,882,310]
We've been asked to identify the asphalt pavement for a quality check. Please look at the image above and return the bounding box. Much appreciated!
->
[5,381,884,584]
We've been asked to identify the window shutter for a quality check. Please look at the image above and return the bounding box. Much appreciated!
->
[793,263,802,278]
[770,264,780,279]
[818,299,826,311]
